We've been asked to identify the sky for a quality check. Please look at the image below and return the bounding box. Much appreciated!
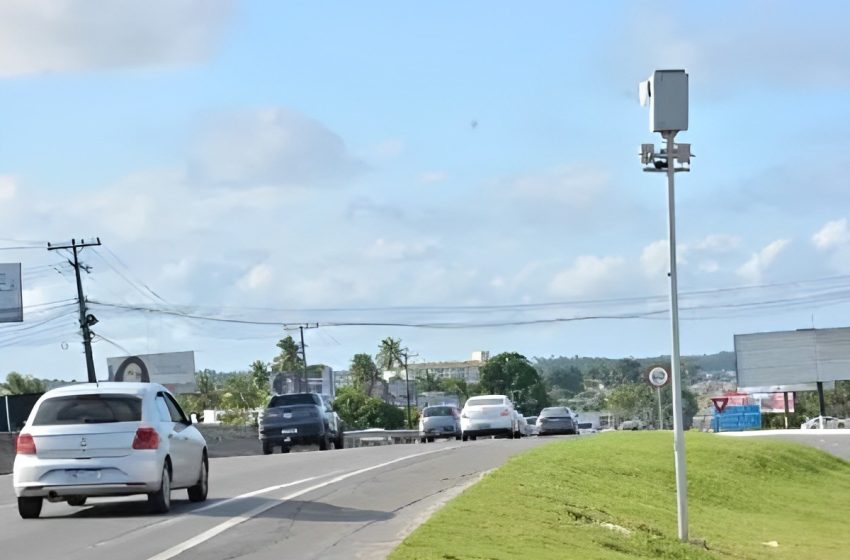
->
[3,0,850,381]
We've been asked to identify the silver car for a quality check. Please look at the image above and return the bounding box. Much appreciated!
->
[419,405,461,442]
[13,382,208,519]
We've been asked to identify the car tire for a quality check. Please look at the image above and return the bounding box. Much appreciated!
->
[335,431,345,450]
[319,433,331,451]
[281,445,291,453]
[461,433,468,441]
[427,437,435,443]
[262,441,274,455]
[455,434,462,440]
[67,496,87,507]
[420,437,426,444]
[470,435,477,441]
[148,463,172,514]
[17,497,43,519]
[187,454,209,503]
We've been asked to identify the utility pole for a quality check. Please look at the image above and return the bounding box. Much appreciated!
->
[402,349,418,429]
[293,323,319,393]
[47,238,102,383]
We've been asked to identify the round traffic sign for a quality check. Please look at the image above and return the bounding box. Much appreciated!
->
[647,366,669,388]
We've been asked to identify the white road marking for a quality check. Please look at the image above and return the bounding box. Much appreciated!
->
[146,447,458,560]
[90,474,332,549]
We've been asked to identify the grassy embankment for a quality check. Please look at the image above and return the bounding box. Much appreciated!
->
[391,432,850,559]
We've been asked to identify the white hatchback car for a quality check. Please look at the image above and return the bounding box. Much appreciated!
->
[13,382,208,519]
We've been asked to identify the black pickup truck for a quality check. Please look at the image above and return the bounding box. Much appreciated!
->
[258,393,344,454]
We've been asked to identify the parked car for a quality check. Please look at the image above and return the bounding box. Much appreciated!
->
[258,393,343,454]
[618,419,645,431]
[460,395,519,440]
[524,416,539,435]
[419,405,462,442]
[13,382,208,519]
[800,416,848,429]
[577,421,597,434]
[537,406,577,435]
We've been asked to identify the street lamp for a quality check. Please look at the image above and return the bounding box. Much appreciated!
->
[639,69,692,542]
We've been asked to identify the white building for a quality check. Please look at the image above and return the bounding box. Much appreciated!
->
[408,351,489,384]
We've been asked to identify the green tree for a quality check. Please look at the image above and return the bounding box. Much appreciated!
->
[219,373,269,425]
[608,382,699,429]
[439,378,470,402]
[333,387,406,429]
[176,370,221,417]
[1,372,47,395]
[546,365,584,396]
[376,337,404,372]
[350,353,380,395]
[250,360,269,389]
[479,352,545,413]
[272,335,303,373]
[420,371,441,392]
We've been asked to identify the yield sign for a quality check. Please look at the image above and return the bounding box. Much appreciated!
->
[711,397,729,414]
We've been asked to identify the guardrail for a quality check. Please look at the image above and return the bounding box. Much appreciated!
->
[343,429,420,447]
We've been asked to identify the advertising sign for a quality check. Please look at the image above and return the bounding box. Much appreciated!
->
[0,263,23,323]
[106,351,196,394]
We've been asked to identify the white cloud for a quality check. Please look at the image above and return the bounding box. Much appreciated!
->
[508,165,609,208]
[189,108,362,187]
[0,0,232,76]
[694,234,741,253]
[237,264,273,292]
[812,219,849,251]
[698,261,720,274]
[419,171,448,184]
[369,138,405,160]
[640,240,688,277]
[737,239,790,283]
[548,255,627,298]
[0,176,16,201]
[364,238,438,261]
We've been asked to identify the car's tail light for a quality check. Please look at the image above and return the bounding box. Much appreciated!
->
[132,427,160,449]
[16,433,36,455]
[500,409,510,416]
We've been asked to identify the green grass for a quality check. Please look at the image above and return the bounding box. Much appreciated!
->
[390,433,850,560]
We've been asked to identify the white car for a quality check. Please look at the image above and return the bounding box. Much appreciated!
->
[800,416,848,429]
[13,382,208,519]
[460,395,519,441]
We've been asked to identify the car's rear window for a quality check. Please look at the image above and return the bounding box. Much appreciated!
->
[423,406,455,417]
[269,393,320,407]
[540,407,571,417]
[33,394,142,425]
[466,397,504,406]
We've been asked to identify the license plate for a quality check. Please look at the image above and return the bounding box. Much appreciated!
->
[476,423,490,429]
[281,428,297,434]
[283,413,293,419]
[68,470,100,482]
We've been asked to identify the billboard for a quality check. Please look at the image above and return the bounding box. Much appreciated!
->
[735,327,850,388]
[106,351,196,394]
[0,263,23,323]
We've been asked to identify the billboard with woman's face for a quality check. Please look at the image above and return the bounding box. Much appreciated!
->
[106,351,196,393]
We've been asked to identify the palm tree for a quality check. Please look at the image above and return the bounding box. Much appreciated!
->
[376,337,404,373]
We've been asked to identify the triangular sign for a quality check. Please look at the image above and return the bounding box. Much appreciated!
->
[711,397,729,414]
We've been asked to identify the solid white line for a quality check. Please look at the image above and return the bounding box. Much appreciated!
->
[146,447,457,560]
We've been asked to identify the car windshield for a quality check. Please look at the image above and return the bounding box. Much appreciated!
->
[269,394,320,407]
[423,406,454,417]
[33,394,142,425]
[540,408,571,418]
[466,398,504,406]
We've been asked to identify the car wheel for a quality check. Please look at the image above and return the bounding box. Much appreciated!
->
[262,441,274,455]
[335,432,345,450]
[148,462,172,514]
[455,434,462,440]
[461,433,468,441]
[319,433,331,451]
[187,454,209,503]
[427,437,435,443]
[281,445,291,453]
[470,435,478,441]
[420,437,426,443]
[17,497,43,519]
[67,496,87,507]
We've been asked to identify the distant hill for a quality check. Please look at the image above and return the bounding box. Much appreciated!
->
[533,351,736,377]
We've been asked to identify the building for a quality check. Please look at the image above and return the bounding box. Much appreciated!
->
[408,351,489,384]
[272,366,336,397]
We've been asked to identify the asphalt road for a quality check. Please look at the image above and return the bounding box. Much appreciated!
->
[717,429,850,460]
[0,436,560,560]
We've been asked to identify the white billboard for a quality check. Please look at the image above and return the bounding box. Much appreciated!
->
[735,327,850,388]
[106,351,196,394]
[0,263,23,323]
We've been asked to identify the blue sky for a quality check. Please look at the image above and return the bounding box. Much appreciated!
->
[3,0,850,380]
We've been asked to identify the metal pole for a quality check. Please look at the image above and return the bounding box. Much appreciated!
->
[657,387,663,430]
[4,396,11,433]
[665,131,689,542]
[783,392,789,429]
[817,381,826,428]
